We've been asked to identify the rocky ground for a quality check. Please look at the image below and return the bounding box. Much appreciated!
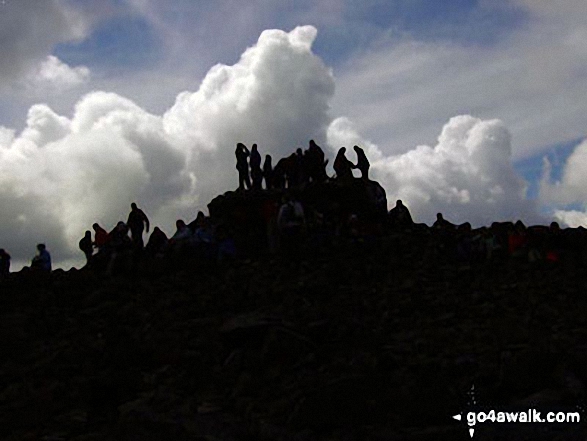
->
[1,231,587,440]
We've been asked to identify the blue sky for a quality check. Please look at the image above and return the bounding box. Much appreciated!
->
[0,0,586,267]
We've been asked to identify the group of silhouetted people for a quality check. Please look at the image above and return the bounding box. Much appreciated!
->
[235,140,371,191]
[1,140,584,278]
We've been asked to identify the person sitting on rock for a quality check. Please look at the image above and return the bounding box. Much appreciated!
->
[92,223,110,252]
[188,211,206,234]
[0,249,11,276]
[235,143,251,190]
[333,147,354,182]
[432,213,455,230]
[250,144,263,190]
[126,202,150,249]
[31,243,51,272]
[353,145,370,180]
[263,154,273,190]
[388,200,413,229]
[169,219,192,251]
[79,230,93,263]
[145,227,169,256]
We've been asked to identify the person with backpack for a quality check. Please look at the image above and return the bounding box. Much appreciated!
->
[79,230,93,263]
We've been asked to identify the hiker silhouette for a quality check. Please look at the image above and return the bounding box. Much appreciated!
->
[0,249,10,276]
[236,143,251,190]
[307,139,327,183]
[31,243,51,272]
[79,230,93,263]
[353,145,370,180]
[146,226,168,256]
[388,200,413,229]
[92,223,109,251]
[127,202,150,249]
[263,154,273,190]
[250,144,263,190]
[333,147,354,182]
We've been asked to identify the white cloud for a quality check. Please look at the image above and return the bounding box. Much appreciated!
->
[539,138,587,227]
[553,210,587,228]
[0,0,90,87]
[0,26,335,269]
[29,55,90,90]
[328,115,541,226]
[540,139,587,205]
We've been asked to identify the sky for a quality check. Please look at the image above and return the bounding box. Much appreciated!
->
[0,0,586,269]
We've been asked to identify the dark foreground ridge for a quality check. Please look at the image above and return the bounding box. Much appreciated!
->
[2,179,587,440]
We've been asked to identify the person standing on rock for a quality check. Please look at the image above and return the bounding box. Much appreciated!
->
[79,231,94,263]
[92,223,110,252]
[236,143,251,190]
[307,139,327,183]
[250,144,263,191]
[0,249,10,276]
[127,202,150,249]
[353,145,370,180]
[263,154,273,190]
[333,147,354,182]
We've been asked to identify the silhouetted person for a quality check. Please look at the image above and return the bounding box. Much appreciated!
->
[263,154,273,190]
[188,211,206,234]
[31,243,51,272]
[433,213,454,230]
[0,249,10,276]
[273,158,287,189]
[388,200,413,228]
[353,145,370,180]
[79,230,93,263]
[235,143,251,190]
[109,221,132,252]
[145,227,168,256]
[92,223,109,251]
[333,147,353,182]
[127,203,150,249]
[308,139,327,182]
[170,219,192,251]
[250,144,263,190]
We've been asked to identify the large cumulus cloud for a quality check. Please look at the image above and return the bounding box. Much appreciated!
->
[0,24,553,270]
[328,115,541,226]
[0,26,335,269]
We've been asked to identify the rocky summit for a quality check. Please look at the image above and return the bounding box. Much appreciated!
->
[1,180,587,441]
